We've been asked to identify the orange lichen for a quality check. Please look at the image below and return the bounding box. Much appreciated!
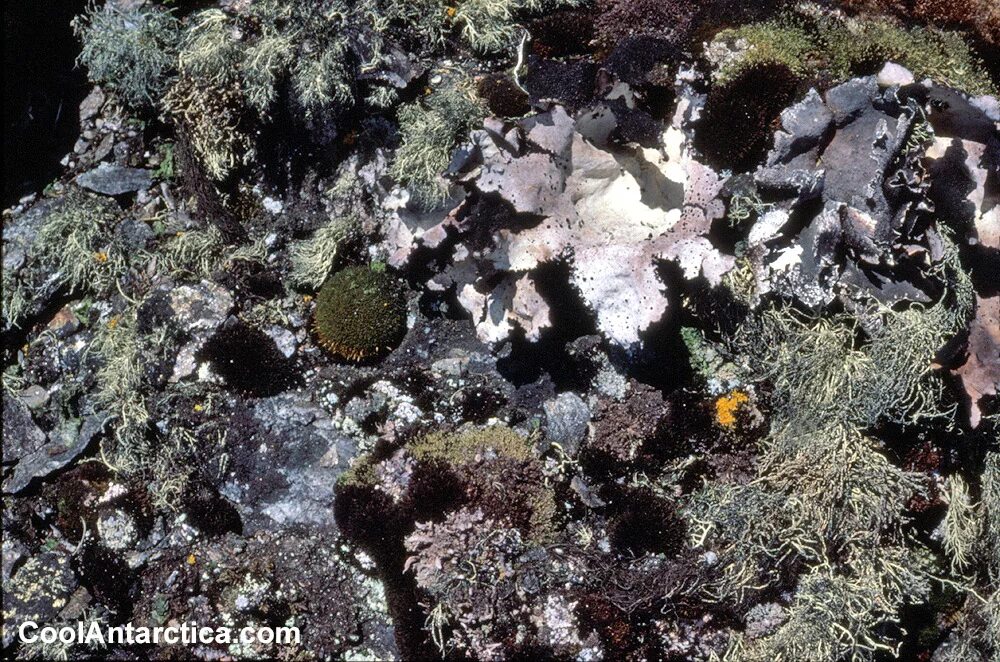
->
[715,390,750,428]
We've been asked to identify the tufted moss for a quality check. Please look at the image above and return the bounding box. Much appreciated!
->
[410,427,559,543]
[408,426,535,465]
[694,61,800,172]
[313,265,408,362]
[711,8,996,95]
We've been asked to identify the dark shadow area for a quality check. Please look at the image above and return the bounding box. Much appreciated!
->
[4,1,89,207]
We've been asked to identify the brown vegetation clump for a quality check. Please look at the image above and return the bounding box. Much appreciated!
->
[694,62,800,172]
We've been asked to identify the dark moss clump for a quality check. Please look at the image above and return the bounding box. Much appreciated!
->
[198,321,297,396]
[477,73,531,117]
[594,0,699,55]
[313,265,407,362]
[529,8,597,59]
[694,62,800,172]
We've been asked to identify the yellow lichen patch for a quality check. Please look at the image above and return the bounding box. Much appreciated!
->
[186,554,197,566]
[715,390,750,428]
[93,251,109,263]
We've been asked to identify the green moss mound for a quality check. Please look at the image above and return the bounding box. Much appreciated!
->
[313,265,407,361]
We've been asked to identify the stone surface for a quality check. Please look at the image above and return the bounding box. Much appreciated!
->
[877,62,915,87]
[115,217,155,251]
[76,163,154,195]
[79,86,105,121]
[3,411,108,494]
[543,392,591,456]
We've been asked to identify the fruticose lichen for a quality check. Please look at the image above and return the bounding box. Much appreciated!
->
[74,3,181,107]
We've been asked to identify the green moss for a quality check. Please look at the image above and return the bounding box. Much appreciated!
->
[338,455,379,489]
[712,8,996,95]
[409,426,534,465]
[73,3,180,108]
[390,84,485,211]
[313,265,408,361]
[712,20,815,85]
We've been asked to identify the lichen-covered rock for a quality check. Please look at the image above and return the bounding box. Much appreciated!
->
[386,88,735,349]
[2,550,78,647]
[76,163,154,195]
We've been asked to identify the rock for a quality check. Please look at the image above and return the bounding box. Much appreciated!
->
[115,217,155,251]
[76,162,154,195]
[2,537,29,584]
[97,509,139,551]
[169,282,234,332]
[768,88,833,165]
[265,325,297,358]
[543,392,590,456]
[47,305,81,338]
[18,385,50,411]
[220,393,360,532]
[79,86,105,121]
[824,75,877,126]
[1,550,78,647]
[2,394,47,468]
[3,413,108,494]
[92,132,115,163]
[570,475,606,508]
[877,62,914,87]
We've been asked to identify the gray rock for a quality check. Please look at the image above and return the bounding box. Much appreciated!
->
[824,76,878,126]
[2,537,29,584]
[79,86,105,121]
[543,392,590,456]
[876,62,914,87]
[769,89,833,166]
[2,550,78,647]
[3,413,108,494]
[570,475,606,508]
[2,394,47,467]
[18,386,50,411]
[76,162,153,195]
[169,282,234,332]
[221,393,359,532]
[115,217,155,251]
[266,325,298,358]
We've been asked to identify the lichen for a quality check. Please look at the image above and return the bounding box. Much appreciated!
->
[73,2,180,107]
[389,82,485,211]
[288,215,357,290]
